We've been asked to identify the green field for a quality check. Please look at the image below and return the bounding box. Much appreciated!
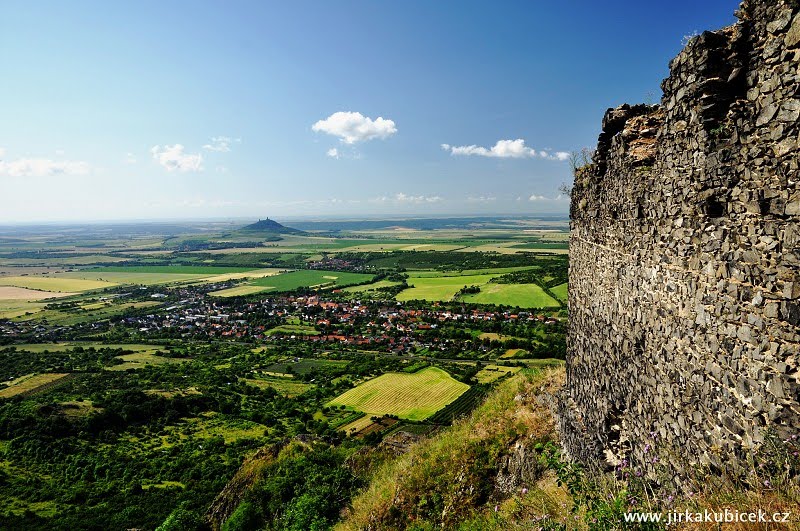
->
[208,285,270,297]
[327,367,469,421]
[396,273,499,302]
[0,373,70,398]
[460,283,559,308]
[550,282,568,301]
[211,269,374,297]
[242,377,313,397]
[90,266,258,274]
[0,300,48,319]
[252,270,374,290]
[9,342,166,353]
[265,324,320,336]
[7,301,161,326]
[341,280,402,293]
[395,269,561,308]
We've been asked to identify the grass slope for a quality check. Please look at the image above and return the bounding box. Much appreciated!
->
[327,367,468,421]
[337,369,564,530]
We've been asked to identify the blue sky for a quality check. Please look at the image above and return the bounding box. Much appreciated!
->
[0,0,738,222]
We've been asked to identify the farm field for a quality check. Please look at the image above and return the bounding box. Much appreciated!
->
[551,282,568,301]
[341,279,402,293]
[57,266,286,287]
[252,269,374,290]
[9,342,167,354]
[339,415,376,436]
[0,300,48,319]
[210,269,375,297]
[8,300,161,326]
[0,286,76,300]
[0,373,70,398]
[209,284,270,297]
[0,276,115,293]
[90,265,258,274]
[327,367,469,421]
[396,273,499,302]
[58,271,208,285]
[460,282,559,308]
[265,324,319,336]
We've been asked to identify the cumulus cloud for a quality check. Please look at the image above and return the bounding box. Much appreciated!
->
[0,157,90,177]
[312,111,397,144]
[203,136,240,152]
[124,152,137,165]
[326,148,340,159]
[151,144,203,172]
[467,195,497,202]
[441,139,569,161]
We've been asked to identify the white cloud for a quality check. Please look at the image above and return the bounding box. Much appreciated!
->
[541,150,571,161]
[312,111,397,144]
[124,152,137,165]
[467,195,497,202]
[529,194,548,201]
[371,193,442,204]
[0,157,90,177]
[326,148,340,159]
[441,139,569,161]
[203,136,240,152]
[151,144,203,172]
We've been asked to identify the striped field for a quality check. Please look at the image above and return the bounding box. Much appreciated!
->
[327,366,469,421]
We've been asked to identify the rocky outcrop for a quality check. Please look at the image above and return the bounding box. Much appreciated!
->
[559,0,800,484]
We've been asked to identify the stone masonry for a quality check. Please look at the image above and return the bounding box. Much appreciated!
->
[558,0,800,483]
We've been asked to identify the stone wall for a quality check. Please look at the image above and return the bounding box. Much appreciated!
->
[559,0,800,483]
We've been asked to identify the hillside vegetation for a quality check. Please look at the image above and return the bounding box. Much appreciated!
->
[336,368,800,530]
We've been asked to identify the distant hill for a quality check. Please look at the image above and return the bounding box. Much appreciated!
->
[241,218,305,235]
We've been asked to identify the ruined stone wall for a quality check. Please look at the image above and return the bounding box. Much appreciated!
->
[559,0,800,483]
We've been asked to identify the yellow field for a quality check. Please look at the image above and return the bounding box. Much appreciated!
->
[340,415,375,435]
[500,348,527,359]
[0,373,70,398]
[0,276,115,293]
[0,286,76,300]
[327,367,469,421]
